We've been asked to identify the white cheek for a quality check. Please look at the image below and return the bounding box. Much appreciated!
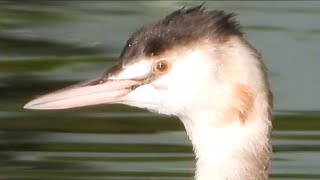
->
[162,51,214,101]
[135,50,215,116]
[109,60,152,80]
[122,50,216,116]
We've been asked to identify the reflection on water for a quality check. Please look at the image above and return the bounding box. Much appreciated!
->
[1,1,320,180]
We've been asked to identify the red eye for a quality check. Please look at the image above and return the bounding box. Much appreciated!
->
[154,60,171,75]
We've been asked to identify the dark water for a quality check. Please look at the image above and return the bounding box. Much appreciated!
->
[1,1,320,179]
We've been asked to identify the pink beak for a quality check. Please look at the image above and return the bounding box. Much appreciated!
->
[24,78,141,110]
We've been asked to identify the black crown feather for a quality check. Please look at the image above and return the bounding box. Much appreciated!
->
[120,5,242,64]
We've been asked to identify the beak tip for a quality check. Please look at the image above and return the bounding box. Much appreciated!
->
[23,104,29,109]
[23,101,39,110]
[23,99,49,110]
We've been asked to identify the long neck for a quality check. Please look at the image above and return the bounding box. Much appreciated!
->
[180,105,272,180]
[179,36,273,180]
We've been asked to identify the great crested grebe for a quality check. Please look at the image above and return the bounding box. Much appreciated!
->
[24,5,273,180]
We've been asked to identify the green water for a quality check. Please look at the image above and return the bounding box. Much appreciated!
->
[1,1,320,179]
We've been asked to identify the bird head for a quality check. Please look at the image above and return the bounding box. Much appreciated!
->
[24,6,271,124]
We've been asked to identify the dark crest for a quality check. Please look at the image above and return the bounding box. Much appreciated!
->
[119,5,242,65]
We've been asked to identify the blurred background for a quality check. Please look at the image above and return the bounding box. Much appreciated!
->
[1,1,320,180]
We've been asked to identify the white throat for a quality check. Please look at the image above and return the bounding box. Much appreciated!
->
[180,106,271,180]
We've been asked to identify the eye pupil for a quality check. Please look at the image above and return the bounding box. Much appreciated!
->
[158,62,165,70]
